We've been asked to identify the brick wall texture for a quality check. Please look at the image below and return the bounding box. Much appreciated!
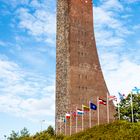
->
[56,0,116,135]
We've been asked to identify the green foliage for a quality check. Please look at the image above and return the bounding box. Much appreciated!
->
[32,125,55,140]
[7,128,30,140]
[33,130,53,140]
[7,130,19,140]
[55,134,65,140]
[46,125,55,136]
[117,94,140,122]
[20,127,30,137]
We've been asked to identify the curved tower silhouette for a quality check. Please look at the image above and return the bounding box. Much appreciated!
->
[56,0,115,134]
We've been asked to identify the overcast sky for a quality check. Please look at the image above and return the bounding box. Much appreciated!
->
[0,0,140,138]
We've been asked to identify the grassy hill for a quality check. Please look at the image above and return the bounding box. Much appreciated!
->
[7,121,140,140]
[64,121,140,140]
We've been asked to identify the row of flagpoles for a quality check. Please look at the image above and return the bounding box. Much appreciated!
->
[57,86,140,135]
[57,94,117,135]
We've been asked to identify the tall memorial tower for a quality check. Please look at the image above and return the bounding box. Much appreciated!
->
[56,0,115,134]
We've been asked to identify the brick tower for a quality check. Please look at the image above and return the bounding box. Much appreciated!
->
[56,0,115,135]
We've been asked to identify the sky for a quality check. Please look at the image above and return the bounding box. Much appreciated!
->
[0,0,140,139]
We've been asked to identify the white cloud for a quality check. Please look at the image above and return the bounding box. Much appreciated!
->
[19,50,49,69]
[0,95,55,121]
[16,3,56,44]
[93,2,131,49]
[0,57,55,122]
[0,40,6,46]
[104,59,140,97]
[94,0,140,98]
[0,0,29,8]
[100,0,123,11]
[99,51,140,98]
[124,0,140,3]
[95,29,125,47]
[133,24,140,30]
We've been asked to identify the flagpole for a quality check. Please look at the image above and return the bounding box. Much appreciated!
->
[82,105,84,131]
[89,101,91,128]
[131,92,134,122]
[65,116,66,135]
[118,103,120,120]
[56,117,58,135]
[97,96,99,125]
[107,93,109,123]
[76,107,78,133]
[60,115,62,134]
[70,111,72,135]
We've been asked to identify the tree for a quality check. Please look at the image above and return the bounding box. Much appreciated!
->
[7,131,19,140]
[46,125,54,136]
[33,131,53,140]
[7,126,55,140]
[7,128,30,140]
[20,127,30,137]
[117,93,140,122]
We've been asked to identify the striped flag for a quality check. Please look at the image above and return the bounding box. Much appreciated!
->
[108,95,117,101]
[65,113,70,119]
[99,98,106,105]
[77,109,84,115]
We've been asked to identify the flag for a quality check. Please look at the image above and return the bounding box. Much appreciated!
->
[99,98,106,105]
[77,109,84,115]
[90,102,97,110]
[108,95,117,101]
[71,111,77,117]
[64,118,66,123]
[82,104,90,111]
[132,87,140,94]
[65,113,70,119]
[118,92,125,100]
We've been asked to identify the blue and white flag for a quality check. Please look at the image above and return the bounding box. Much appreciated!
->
[132,87,140,94]
[118,92,125,100]
[77,109,84,115]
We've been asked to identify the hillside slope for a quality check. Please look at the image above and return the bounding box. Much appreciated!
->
[64,121,140,140]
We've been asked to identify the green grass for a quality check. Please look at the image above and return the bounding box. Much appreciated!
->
[64,121,140,140]
[11,121,140,140]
